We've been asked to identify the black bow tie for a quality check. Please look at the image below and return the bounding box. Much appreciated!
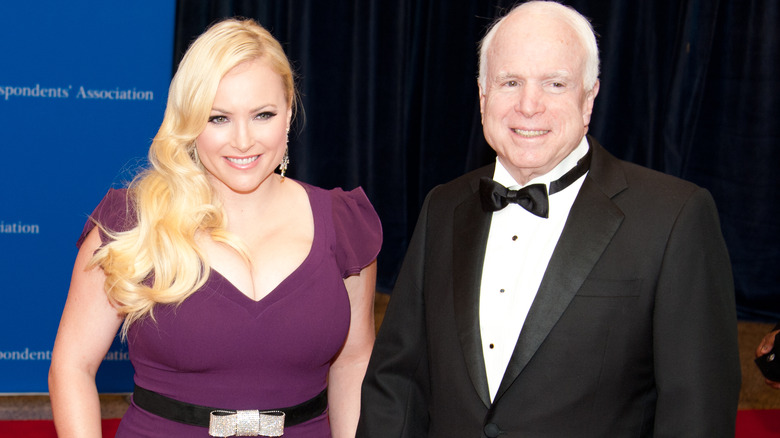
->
[480,179,549,217]
[479,147,592,218]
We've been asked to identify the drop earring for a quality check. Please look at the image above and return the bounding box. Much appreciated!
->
[280,127,290,181]
[279,147,289,181]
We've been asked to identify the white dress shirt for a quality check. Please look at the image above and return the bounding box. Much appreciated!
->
[479,137,590,401]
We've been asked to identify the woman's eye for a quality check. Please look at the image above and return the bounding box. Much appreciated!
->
[256,111,277,120]
[208,115,228,124]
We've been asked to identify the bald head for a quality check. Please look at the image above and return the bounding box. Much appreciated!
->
[478,1,600,92]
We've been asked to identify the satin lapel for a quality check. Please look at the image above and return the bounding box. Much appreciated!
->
[452,174,493,408]
[494,141,627,401]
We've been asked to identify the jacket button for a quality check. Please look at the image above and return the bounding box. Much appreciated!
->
[484,423,501,437]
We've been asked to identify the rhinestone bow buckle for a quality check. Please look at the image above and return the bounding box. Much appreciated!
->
[208,409,285,437]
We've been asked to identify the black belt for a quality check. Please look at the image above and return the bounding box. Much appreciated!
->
[133,384,327,429]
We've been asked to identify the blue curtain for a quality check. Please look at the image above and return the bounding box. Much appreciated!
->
[174,0,780,321]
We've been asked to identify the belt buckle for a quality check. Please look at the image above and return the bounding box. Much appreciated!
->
[209,409,285,437]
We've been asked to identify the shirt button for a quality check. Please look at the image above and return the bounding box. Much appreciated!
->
[512,235,518,241]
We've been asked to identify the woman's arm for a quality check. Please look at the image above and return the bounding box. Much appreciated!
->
[49,227,124,438]
[328,260,377,438]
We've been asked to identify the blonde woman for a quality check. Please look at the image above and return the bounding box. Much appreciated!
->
[49,18,381,438]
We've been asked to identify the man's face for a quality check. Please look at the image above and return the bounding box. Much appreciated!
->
[479,11,599,184]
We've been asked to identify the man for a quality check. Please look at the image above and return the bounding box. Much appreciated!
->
[358,1,741,437]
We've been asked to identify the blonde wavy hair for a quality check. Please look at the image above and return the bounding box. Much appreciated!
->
[91,18,297,338]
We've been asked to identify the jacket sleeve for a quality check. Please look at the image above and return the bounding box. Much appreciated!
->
[357,192,433,437]
[652,187,741,436]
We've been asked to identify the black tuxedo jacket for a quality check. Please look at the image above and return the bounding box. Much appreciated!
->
[358,137,740,437]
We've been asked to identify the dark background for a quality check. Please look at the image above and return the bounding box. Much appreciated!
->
[173,0,780,322]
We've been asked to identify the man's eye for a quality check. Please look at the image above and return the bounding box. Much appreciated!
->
[504,80,519,87]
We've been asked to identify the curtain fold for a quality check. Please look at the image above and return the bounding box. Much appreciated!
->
[174,0,779,320]
[685,0,780,321]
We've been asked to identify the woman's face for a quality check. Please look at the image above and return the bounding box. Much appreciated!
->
[196,58,291,197]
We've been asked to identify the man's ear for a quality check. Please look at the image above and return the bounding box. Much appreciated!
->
[478,81,486,122]
[582,79,600,128]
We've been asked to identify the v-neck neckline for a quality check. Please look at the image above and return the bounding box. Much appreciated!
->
[210,183,319,308]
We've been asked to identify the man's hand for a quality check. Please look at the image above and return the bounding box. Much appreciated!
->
[756,329,780,389]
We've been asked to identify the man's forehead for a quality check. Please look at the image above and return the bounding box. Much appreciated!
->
[486,40,583,76]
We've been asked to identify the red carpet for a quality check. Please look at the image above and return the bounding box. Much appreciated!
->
[736,410,780,437]
[0,412,776,436]
[0,419,120,437]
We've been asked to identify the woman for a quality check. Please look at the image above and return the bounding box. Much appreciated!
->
[49,18,381,437]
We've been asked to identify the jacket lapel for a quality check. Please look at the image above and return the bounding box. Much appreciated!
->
[452,166,494,408]
[493,139,628,402]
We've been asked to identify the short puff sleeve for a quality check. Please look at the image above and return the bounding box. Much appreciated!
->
[76,188,135,248]
[330,187,382,278]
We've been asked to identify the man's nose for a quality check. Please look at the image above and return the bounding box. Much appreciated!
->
[515,85,545,117]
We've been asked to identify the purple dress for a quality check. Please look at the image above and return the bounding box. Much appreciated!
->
[77,183,382,437]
